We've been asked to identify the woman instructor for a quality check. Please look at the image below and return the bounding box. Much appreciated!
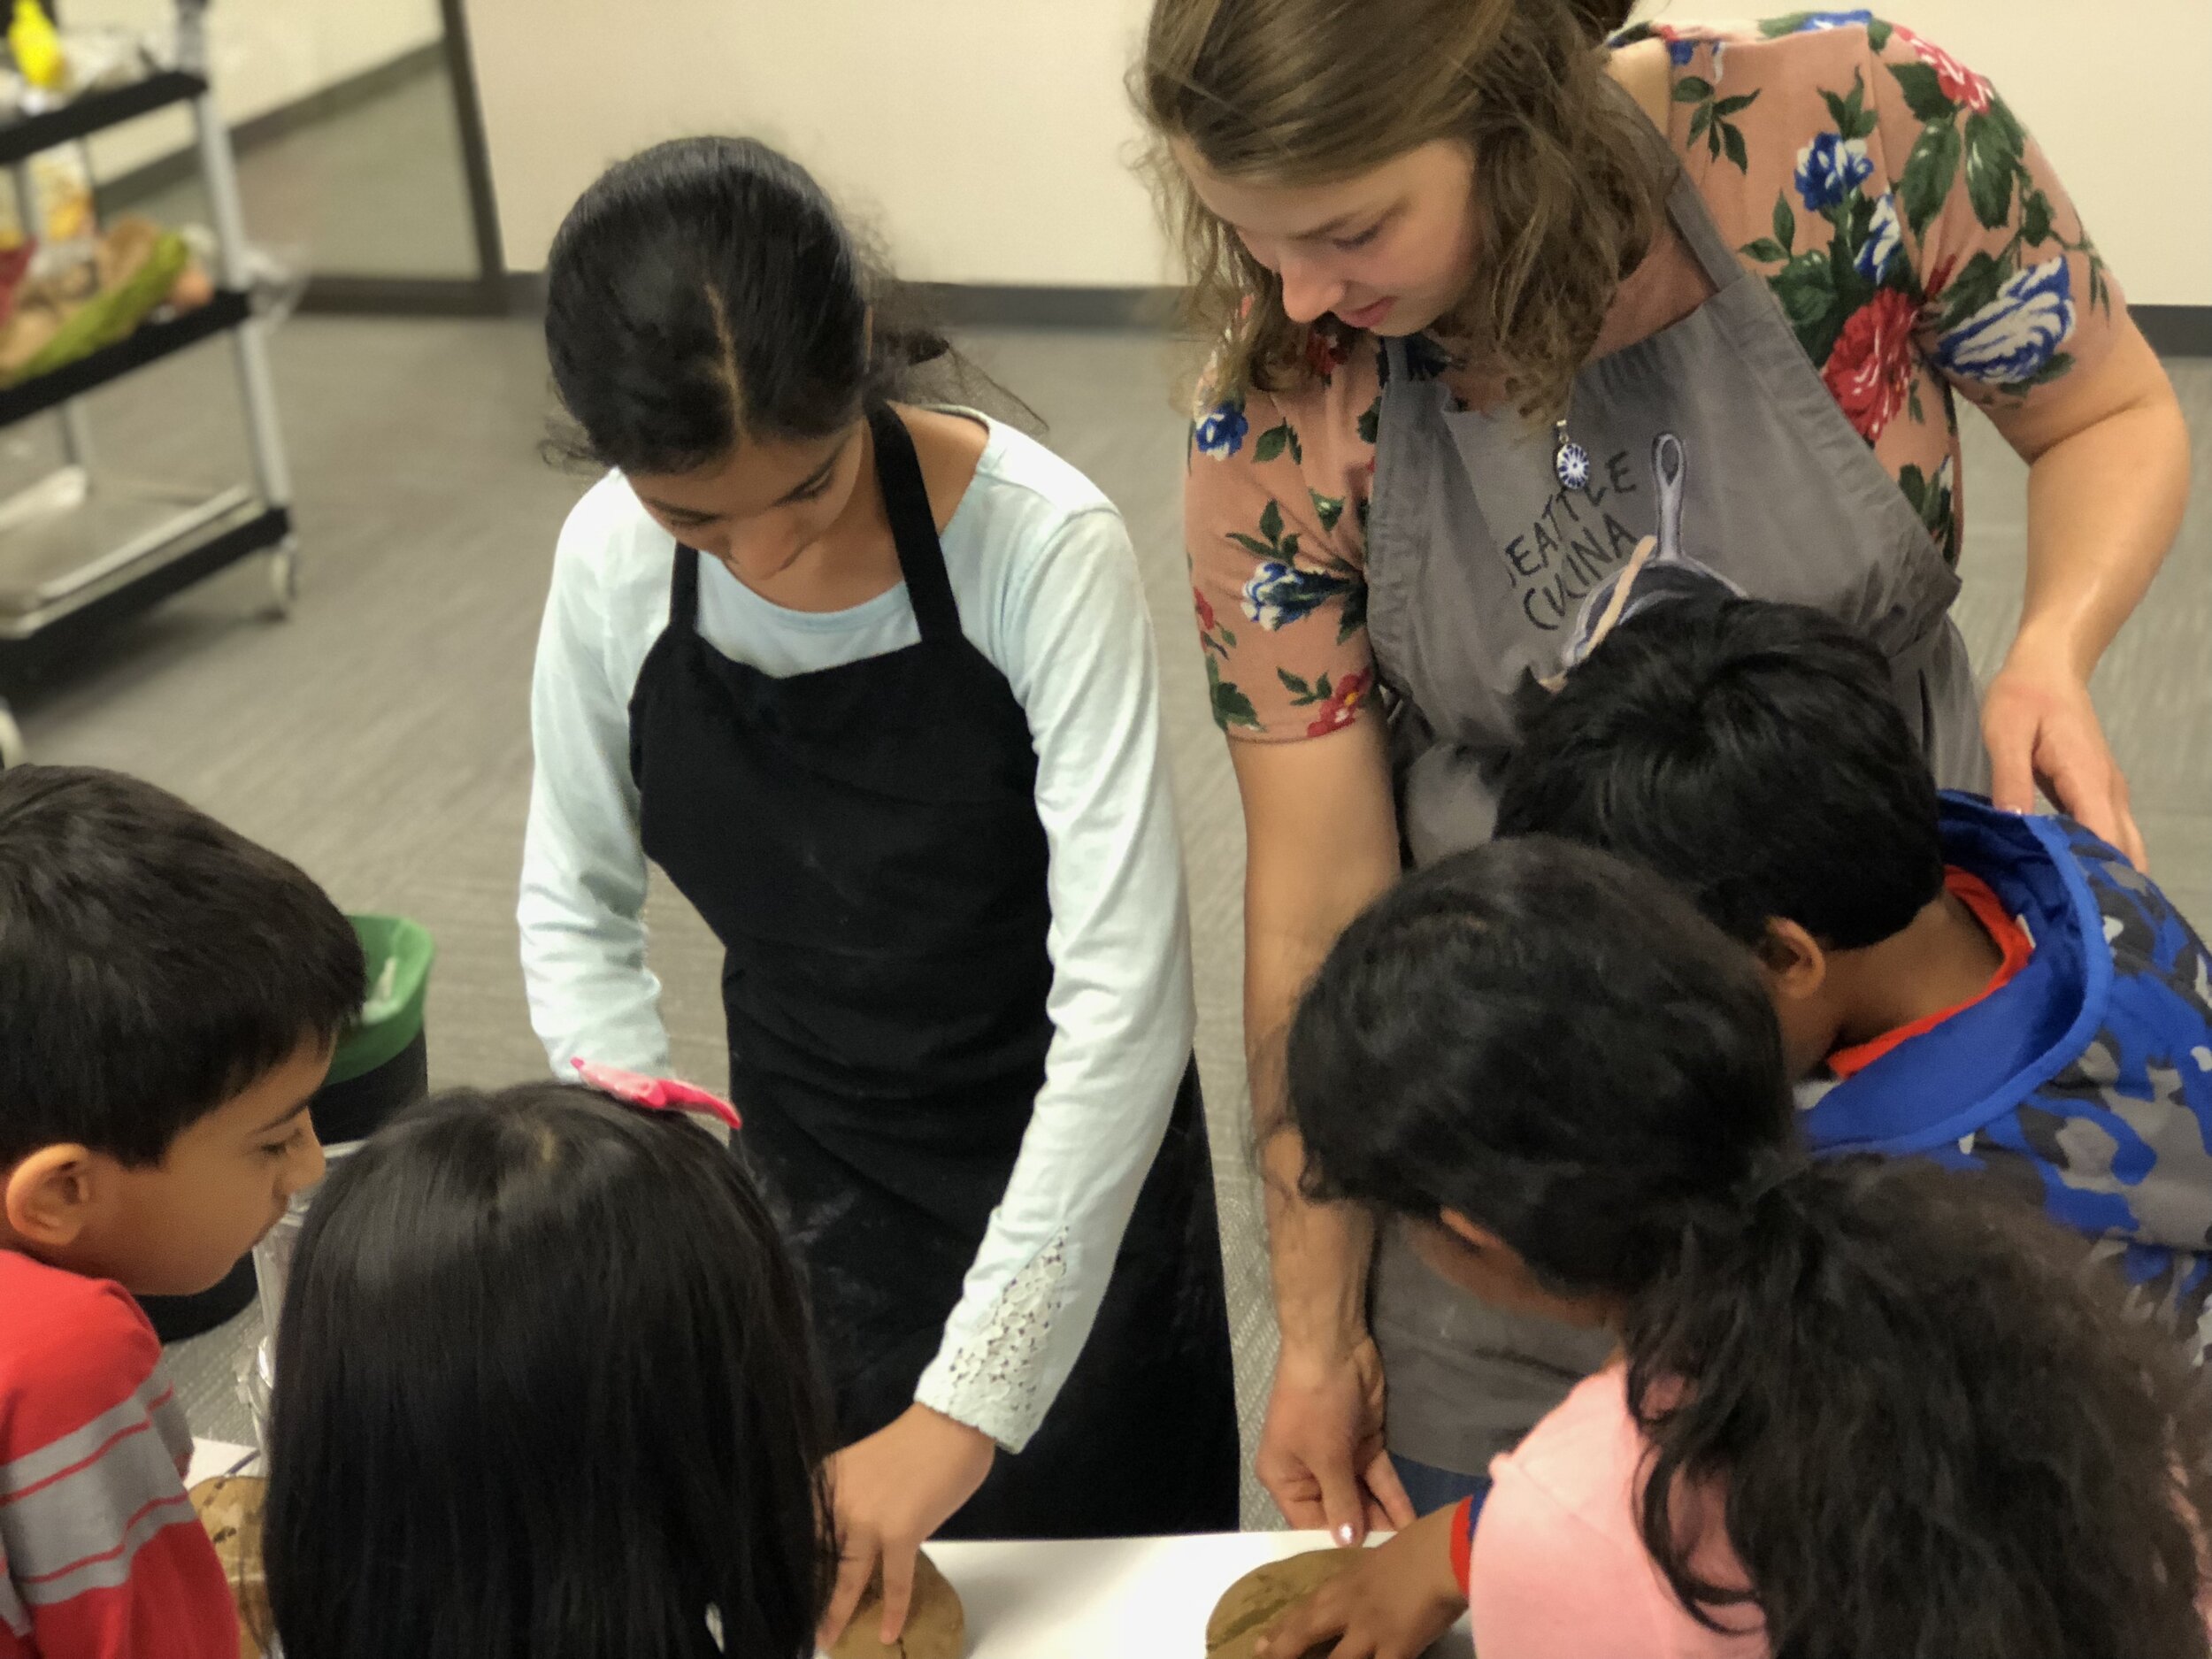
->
[518,138,1238,1643]
[1139,3,2190,1530]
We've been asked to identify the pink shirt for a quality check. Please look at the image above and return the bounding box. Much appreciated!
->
[1459,1365,1764,1659]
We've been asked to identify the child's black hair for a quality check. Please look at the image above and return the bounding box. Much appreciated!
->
[544,134,972,477]
[0,765,365,1167]
[1495,593,1945,949]
[264,1083,834,1659]
[1286,836,2212,1659]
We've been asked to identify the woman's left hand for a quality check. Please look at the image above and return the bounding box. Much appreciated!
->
[1981,640,2145,870]
[1255,1505,1469,1659]
[818,1403,995,1651]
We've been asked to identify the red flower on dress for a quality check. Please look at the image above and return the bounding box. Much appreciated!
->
[1305,324,1353,380]
[1305,669,1374,737]
[1894,26,1993,114]
[1822,288,1919,442]
[1194,586,1218,634]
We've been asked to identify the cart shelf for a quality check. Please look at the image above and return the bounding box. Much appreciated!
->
[0,70,209,168]
[0,4,295,768]
[0,288,249,428]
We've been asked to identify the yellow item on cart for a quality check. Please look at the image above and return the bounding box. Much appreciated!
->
[9,0,64,93]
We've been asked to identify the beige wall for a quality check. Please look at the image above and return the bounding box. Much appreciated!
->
[467,0,1170,285]
[472,1,2209,306]
[73,0,447,178]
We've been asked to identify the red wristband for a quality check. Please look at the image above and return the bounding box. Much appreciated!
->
[1448,1493,1476,1593]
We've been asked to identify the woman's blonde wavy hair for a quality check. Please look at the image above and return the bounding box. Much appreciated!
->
[1138,0,1666,419]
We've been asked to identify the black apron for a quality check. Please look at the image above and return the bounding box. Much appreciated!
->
[626,405,1237,1538]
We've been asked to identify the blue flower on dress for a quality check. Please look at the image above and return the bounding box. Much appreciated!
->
[1786,10,1875,32]
[1194,400,1249,458]
[1855,193,1903,284]
[1666,35,1697,65]
[1795,133,1874,212]
[1240,559,1356,632]
[1934,257,2077,388]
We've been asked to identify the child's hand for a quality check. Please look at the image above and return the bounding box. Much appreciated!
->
[1256,1505,1468,1659]
[817,1403,995,1650]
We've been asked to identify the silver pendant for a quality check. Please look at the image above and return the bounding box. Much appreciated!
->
[1553,419,1591,491]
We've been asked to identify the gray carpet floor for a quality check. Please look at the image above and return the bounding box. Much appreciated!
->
[8,314,2206,1531]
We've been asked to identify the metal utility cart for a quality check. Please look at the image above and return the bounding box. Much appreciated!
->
[0,0,293,765]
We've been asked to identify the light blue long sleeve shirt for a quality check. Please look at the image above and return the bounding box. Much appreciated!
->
[518,417,1196,1449]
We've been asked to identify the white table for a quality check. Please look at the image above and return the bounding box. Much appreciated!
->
[895,1531,1475,1658]
[195,1444,1472,1657]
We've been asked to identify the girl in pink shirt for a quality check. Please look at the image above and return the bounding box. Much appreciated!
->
[1258,836,2212,1659]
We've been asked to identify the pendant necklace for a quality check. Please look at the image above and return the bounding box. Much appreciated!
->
[1552,391,1591,492]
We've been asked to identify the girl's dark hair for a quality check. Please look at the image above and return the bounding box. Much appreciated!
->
[544,134,963,476]
[1286,837,2212,1659]
[264,1084,834,1659]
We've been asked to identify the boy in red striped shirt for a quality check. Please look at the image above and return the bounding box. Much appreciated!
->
[0,767,365,1659]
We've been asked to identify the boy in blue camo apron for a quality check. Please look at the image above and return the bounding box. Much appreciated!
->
[1499,594,2212,1350]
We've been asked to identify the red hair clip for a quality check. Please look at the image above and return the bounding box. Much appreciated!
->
[572,1060,743,1133]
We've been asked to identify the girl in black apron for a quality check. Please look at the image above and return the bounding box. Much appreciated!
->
[518,136,1237,1643]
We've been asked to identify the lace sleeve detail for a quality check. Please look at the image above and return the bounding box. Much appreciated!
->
[914,1228,1071,1450]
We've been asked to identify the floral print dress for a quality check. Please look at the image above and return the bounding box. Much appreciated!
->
[1185,12,2122,740]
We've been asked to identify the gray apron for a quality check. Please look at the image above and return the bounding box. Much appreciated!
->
[1363,134,1991,1475]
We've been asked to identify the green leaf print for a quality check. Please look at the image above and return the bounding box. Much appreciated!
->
[1936,251,2008,333]
[1962,110,2020,229]
[1865,17,1893,50]
[1900,113,1961,236]
[1254,421,1304,466]
[1673,75,1715,103]
[1208,657,1262,731]
[1886,61,1953,124]
[1228,533,1276,559]
[1310,490,1345,534]
[2020,188,2054,247]
[1770,250,1841,360]
[1259,499,1283,544]
[1821,77,1877,142]
[1337,578,1369,645]
[1713,93,1760,119]
[2024,351,2076,388]
[1773,197,1796,254]
[1898,464,1957,564]
[1740,237,1790,266]
[1720,122,1749,173]
[1356,396,1379,446]
[1278,668,1312,699]
[1277,667,1334,707]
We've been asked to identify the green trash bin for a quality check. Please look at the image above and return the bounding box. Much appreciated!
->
[144,914,434,1344]
[309,914,435,1145]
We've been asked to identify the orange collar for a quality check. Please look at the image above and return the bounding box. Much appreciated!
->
[1825,868,2033,1079]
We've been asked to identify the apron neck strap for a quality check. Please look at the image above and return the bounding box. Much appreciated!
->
[867,403,962,642]
[670,539,703,629]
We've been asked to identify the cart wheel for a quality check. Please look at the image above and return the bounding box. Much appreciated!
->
[267,548,299,618]
[0,703,24,771]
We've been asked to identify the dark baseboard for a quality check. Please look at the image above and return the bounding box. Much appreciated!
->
[907,282,1183,330]
[484,280,2212,354]
[2138,305,2212,357]
[496,273,1181,330]
[299,274,508,317]
[98,42,448,211]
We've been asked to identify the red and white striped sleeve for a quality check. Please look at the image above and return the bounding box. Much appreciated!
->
[0,1258,237,1659]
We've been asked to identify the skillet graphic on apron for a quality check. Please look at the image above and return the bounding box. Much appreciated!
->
[1548,431,1741,687]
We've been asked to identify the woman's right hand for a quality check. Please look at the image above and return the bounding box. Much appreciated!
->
[1257,1334,1415,1541]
